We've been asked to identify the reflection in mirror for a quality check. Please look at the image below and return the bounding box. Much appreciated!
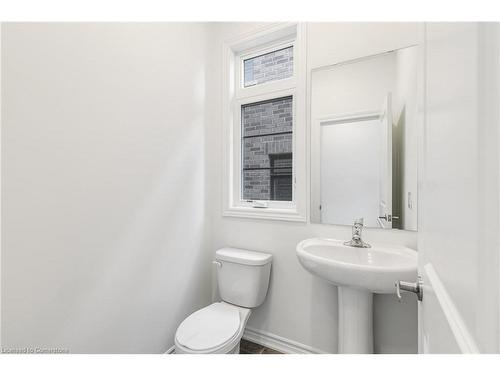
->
[311,46,418,230]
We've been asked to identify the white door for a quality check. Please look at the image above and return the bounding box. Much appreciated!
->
[413,22,500,354]
[378,93,392,229]
[320,117,382,227]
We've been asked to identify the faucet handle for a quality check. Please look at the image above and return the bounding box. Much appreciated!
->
[354,218,364,226]
[344,217,371,248]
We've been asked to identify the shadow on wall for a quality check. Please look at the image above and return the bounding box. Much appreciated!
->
[373,293,418,353]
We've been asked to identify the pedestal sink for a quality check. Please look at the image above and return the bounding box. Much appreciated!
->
[296,238,417,354]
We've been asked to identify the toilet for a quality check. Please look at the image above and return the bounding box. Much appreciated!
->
[174,247,272,354]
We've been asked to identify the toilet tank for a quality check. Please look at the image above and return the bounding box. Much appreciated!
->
[215,248,272,308]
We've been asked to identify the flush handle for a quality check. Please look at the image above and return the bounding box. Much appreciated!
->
[395,277,423,302]
[212,260,222,268]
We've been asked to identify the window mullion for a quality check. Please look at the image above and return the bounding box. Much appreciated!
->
[235,78,296,101]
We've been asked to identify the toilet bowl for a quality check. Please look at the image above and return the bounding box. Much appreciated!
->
[174,248,272,354]
[174,302,251,354]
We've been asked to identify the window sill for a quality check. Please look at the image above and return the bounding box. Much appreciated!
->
[222,205,306,222]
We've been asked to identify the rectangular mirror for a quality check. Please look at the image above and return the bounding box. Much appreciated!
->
[311,46,419,230]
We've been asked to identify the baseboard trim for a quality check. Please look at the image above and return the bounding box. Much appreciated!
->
[243,327,328,354]
[164,345,175,354]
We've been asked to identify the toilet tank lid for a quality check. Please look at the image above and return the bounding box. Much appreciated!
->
[215,248,272,266]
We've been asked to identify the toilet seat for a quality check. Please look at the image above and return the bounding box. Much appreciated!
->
[175,302,246,353]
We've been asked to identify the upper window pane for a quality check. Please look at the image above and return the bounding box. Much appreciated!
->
[243,46,294,87]
[242,96,293,201]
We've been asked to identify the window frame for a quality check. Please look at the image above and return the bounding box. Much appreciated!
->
[222,23,307,222]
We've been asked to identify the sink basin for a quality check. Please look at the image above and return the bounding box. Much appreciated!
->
[296,238,417,354]
[296,238,417,293]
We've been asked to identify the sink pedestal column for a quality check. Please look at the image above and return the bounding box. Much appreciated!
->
[337,286,373,354]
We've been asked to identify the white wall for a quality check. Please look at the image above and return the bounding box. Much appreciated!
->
[207,22,420,353]
[1,23,212,353]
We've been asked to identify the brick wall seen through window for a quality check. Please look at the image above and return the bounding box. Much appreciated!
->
[243,46,293,87]
[242,96,293,201]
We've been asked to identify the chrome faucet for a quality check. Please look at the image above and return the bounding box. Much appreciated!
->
[344,218,371,248]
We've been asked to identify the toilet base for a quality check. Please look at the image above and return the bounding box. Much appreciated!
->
[175,341,240,354]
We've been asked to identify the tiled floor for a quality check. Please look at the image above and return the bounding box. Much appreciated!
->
[239,339,282,354]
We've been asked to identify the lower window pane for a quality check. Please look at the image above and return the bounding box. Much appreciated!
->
[243,170,271,200]
[241,96,293,201]
[242,156,292,201]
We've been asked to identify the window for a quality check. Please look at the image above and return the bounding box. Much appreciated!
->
[243,46,294,87]
[242,96,293,201]
[222,23,306,221]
